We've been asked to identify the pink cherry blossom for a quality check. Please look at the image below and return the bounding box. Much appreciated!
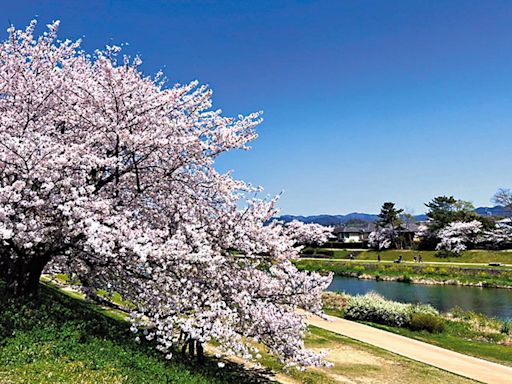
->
[0,20,332,367]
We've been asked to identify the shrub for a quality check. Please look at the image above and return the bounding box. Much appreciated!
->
[344,292,439,328]
[397,275,412,283]
[435,250,459,258]
[322,292,350,313]
[345,293,406,327]
[409,313,445,333]
[501,320,511,335]
[422,267,436,274]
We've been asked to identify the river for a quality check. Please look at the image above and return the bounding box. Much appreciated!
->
[327,276,512,319]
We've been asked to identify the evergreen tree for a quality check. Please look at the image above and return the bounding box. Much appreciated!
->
[377,202,403,229]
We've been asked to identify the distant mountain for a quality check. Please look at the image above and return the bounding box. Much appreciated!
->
[277,213,378,226]
[475,206,512,217]
[275,206,511,226]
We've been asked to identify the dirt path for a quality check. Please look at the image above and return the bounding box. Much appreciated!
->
[304,312,512,384]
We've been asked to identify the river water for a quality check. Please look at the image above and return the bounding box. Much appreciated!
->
[327,276,512,319]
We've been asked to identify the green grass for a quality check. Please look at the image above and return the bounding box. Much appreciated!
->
[295,258,512,287]
[302,248,512,264]
[0,282,275,384]
[0,278,482,384]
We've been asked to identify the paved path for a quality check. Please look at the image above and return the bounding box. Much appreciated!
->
[304,312,512,384]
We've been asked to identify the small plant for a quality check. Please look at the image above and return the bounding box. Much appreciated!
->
[322,292,350,313]
[435,250,459,258]
[397,275,412,283]
[408,313,445,333]
[500,320,511,335]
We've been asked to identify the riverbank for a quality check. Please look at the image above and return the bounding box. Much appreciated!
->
[302,248,512,264]
[295,258,512,288]
[322,291,512,369]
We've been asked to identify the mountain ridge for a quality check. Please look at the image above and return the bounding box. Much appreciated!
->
[275,206,511,226]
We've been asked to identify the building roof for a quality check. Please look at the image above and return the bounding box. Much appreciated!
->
[333,222,420,234]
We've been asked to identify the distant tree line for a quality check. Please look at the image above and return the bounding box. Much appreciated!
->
[368,188,512,255]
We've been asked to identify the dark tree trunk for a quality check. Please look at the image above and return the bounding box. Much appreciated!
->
[196,340,204,362]
[3,256,49,298]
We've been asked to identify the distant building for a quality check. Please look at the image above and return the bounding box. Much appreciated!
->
[332,223,376,243]
[332,222,420,245]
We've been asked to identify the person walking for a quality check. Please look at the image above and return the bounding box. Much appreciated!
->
[377,253,381,262]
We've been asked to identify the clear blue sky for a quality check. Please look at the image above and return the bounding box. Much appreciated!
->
[4,1,512,215]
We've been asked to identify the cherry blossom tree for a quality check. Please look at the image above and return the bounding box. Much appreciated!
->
[436,220,483,254]
[480,220,512,249]
[284,220,333,246]
[0,21,332,367]
[368,227,392,252]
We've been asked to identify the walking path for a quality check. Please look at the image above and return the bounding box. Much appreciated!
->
[304,312,512,384]
[300,257,512,268]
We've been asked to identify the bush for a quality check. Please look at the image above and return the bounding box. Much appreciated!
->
[322,292,350,314]
[409,313,445,333]
[435,250,459,258]
[422,267,436,274]
[343,292,439,328]
[397,275,412,283]
[501,320,511,335]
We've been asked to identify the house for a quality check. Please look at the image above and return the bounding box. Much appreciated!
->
[333,222,420,245]
[333,223,376,243]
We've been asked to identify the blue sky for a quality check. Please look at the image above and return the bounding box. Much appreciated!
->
[4,1,512,215]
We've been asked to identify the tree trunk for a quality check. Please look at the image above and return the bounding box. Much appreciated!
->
[196,341,204,362]
[3,256,49,298]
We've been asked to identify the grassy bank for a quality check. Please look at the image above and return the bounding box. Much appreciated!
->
[322,292,512,367]
[0,282,274,384]
[302,248,512,264]
[295,258,512,288]
[0,280,478,384]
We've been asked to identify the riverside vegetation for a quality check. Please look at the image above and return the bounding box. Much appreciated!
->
[322,291,512,367]
[297,252,512,288]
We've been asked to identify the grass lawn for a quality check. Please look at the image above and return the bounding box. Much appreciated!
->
[0,282,274,384]
[295,258,512,287]
[0,279,479,384]
[302,248,512,264]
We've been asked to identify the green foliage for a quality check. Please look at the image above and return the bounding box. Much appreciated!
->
[295,255,512,288]
[343,292,439,328]
[425,196,474,233]
[500,320,511,335]
[424,195,496,237]
[378,202,403,228]
[0,282,272,384]
[435,250,460,259]
[324,293,512,367]
[409,313,445,333]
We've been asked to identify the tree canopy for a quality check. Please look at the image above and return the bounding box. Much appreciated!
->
[377,202,403,229]
[0,21,331,367]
